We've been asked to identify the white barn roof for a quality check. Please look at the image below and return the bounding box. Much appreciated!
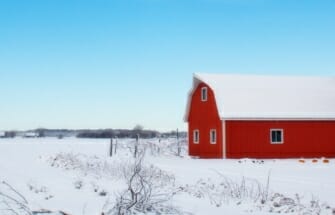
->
[185,73,335,120]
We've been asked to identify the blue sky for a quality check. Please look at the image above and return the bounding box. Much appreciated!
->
[1,0,334,131]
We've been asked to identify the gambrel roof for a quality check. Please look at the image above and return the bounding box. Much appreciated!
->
[185,73,335,121]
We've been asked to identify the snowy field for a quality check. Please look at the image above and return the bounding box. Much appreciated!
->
[0,137,334,215]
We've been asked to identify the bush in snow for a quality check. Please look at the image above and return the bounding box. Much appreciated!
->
[27,181,53,200]
[47,152,119,179]
[73,180,83,190]
[182,173,334,215]
[182,175,269,207]
[146,138,188,157]
[102,150,181,215]
[47,149,183,214]
[263,193,335,215]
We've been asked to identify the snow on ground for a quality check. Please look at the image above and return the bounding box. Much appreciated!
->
[0,137,334,215]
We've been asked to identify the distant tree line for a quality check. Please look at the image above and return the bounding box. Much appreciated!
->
[161,130,187,138]
[0,128,187,139]
[4,131,16,138]
[76,129,160,139]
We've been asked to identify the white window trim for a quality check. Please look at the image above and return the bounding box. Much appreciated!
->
[193,129,199,144]
[201,87,208,101]
[210,129,216,144]
[270,129,284,144]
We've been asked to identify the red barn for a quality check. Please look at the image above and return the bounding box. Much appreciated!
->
[184,73,335,158]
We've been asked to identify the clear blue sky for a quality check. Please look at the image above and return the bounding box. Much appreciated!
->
[1,0,334,131]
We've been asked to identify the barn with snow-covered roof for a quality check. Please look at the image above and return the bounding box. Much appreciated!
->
[184,73,335,158]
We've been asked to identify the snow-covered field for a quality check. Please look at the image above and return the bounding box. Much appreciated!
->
[0,137,334,215]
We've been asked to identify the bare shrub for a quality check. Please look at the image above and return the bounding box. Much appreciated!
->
[47,153,119,179]
[264,193,332,214]
[183,175,268,207]
[182,172,333,215]
[147,138,188,157]
[73,180,83,190]
[103,150,181,215]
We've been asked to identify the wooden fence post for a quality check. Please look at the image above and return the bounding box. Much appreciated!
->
[110,138,113,157]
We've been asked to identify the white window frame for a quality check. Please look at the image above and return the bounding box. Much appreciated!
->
[201,87,208,101]
[270,129,284,144]
[193,129,199,144]
[210,129,216,144]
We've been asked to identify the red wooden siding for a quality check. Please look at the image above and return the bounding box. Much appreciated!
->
[188,83,223,158]
[226,120,335,158]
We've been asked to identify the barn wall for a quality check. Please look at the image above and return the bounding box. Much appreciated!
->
[226,120,335,158]
[188,82,223,158]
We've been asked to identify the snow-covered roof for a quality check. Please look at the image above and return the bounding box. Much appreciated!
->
[185,73,335,121]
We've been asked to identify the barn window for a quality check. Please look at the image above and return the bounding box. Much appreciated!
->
[193,130,199,144]
[270,129,283,144]
[201,87,208,101]
[210,129,216,144]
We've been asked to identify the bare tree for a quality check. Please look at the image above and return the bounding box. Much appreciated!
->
[133,124,144,132]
